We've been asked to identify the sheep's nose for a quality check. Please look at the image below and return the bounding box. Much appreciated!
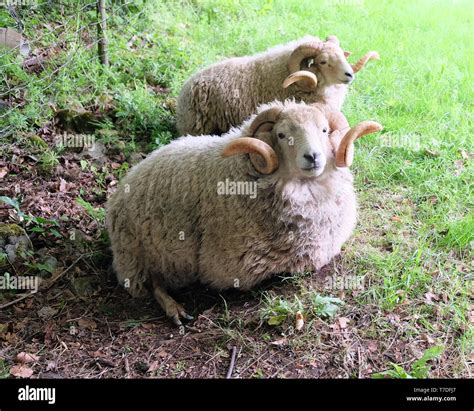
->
[304,152,320,165]
[345,71,353,79]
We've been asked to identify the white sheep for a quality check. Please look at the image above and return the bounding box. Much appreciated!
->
[106,100,382,325]
[176,35,378,136]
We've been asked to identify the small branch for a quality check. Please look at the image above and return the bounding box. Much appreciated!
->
[226,346,238,379]
[46,254,85,289]
[0,293,31,310]
[97,0,109,65]
[124,356,131,378]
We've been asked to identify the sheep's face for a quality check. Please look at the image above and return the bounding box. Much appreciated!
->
[311,43,354,86]
[271,107,333,178]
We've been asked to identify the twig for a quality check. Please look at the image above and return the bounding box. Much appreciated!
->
[124,356,131,377]
[46,254,85,289]
[0,293,32,310]
[226,346,238,379]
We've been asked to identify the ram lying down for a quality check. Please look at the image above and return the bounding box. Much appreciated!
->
[106,101,382,325]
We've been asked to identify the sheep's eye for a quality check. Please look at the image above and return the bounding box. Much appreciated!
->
[278,132,286,139]
[319,61,327,65]
[322,128,328,133]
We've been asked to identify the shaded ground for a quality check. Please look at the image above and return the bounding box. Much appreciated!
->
[2,255,455,379]
[0,115,472,379]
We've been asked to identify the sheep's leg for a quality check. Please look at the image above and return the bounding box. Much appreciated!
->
[152,277,193,326]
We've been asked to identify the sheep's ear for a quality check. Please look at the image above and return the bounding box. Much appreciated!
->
[344,50,352,58]
[326,35,340,46]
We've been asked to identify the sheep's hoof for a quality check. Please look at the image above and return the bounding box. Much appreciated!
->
[166,302,194,326]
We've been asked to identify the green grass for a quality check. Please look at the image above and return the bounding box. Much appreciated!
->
[1,0,472,377]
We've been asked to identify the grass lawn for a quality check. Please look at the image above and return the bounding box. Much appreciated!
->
[0,0,472,378]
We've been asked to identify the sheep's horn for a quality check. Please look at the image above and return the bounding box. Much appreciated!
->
[327,111,350,133]
[287,41,323,77]
[351,51,380,73]
[247,106,282,136]
[282,70,318,90]
[335,121,383,167]
[222,137,278,174]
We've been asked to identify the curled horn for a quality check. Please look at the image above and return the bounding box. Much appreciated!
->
[246,107,282,136]
[334,121,383,167]
[285,41,323,90]
[283,70,317,89]
[222,107,282,174]
[351,51,380,73]
[222,138,278,175]
[327,111,350,133]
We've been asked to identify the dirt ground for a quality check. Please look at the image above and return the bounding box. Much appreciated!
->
[0,123,470,379]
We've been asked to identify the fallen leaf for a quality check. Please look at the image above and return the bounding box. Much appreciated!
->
[424,292,439,304]
[59,178,67,192]
[46,361,57,371]
[424,149,440,157]
[147,361,160,373]
[270,338,287,346]
[468,305,474,326]
[460,150,474,160]
[421,333,435,344]
[338,317,350,329]
[295,311,304,331]
[367,341,378,353]
[391,215,401,222]
[454,160,464,176]
[37,306,58,320]
[15,352,39,364]
[0,167,7,179]
[77,318,97,330]
[10,365,34,378]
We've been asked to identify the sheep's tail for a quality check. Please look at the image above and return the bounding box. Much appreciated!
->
[351,51,380,73]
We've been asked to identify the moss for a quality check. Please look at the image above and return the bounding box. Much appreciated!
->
[0,223,26,237]
[0,224,32,264]
[28,134,48,149]
[0,251,8,270]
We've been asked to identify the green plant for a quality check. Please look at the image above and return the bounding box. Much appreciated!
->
[309,294,344,319]
[0,359,9,379]
[0,196,61,238]
[373,346,444,379]
[39,150,60,174]
[260,294,303,326]
[76,197,106,223]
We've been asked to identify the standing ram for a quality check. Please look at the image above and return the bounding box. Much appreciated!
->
[176,35,378,136]
[106,100,382,325]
